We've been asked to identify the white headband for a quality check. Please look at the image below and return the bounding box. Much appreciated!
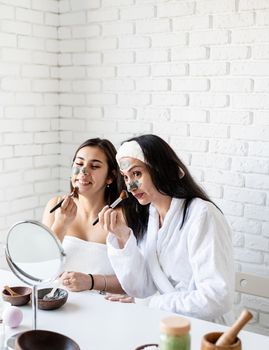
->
[116,140,145,165]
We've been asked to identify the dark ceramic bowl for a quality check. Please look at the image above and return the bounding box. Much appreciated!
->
[15,330,80,350]
[2,286,32,306]
[37,288,68,310]
[135,344,159,349]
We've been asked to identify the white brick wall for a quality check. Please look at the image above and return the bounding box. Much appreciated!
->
[0,0,59,267]
[0,0,269,335]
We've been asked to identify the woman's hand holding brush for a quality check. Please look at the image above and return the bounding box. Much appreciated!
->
[49,192,78,241]
[96,190,131,247]
[50,186,79,213]
[92,190,128,225]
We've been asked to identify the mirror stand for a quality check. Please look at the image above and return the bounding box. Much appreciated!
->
[5,253,40,331]
[4,220,65,349]
[32,285,38,330]
[4,285,40,350]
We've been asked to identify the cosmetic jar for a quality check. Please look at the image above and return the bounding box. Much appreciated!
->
[160,316,190,350]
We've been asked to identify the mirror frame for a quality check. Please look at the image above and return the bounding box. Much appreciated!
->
[5,220,65,285]
[5,220,66,332]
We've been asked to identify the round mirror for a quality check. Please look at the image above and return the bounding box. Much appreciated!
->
[6,220,65,284]
[5,220,65,336]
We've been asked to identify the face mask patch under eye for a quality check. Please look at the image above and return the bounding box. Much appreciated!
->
[72,166,88,176]
[72,166,80,176]
[126,180,141,192]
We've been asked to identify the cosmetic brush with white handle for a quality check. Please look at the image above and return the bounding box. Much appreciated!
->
[92,190,128,226]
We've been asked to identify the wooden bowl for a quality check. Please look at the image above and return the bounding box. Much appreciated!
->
[37,288,68,310]
[201,332,241,350]
[2,286,32,306]
[15,330,80,350]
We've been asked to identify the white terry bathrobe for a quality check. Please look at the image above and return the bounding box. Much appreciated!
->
[107,197,235,324]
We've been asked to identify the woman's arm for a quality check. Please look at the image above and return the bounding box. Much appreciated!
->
[147,208,234,321]
[42,197,59,228]
[107,231,157,298]
[42,196,77,241]
[98,206,157,298]
[61,271,125,294]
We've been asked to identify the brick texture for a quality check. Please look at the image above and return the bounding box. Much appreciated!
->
[0,0,269,336]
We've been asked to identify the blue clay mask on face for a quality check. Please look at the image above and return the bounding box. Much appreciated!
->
[72,166,80,176]
[81,166,87,174]
[119,159,131,171]
[72,166,88,176]
[126,180,141,192]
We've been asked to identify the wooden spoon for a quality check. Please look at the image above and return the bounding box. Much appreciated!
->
[215,309,253,346]
[4,285,20,297]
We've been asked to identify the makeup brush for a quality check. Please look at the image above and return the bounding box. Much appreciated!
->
[92,190,129,226]
[215,309,253,346]
[49,185,79,214]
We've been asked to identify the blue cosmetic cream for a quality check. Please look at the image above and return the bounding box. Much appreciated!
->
[126,180,141,192]
[72,166,80,176]
[119,159,131,171]
[72,166,88,175]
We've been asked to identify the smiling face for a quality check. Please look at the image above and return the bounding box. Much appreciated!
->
[72,146,112,197]
[120,157,162,206]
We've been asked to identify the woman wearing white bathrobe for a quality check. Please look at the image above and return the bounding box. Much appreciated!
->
[99,134,235,324]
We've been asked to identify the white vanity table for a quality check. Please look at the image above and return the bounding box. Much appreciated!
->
[1,269,269,350]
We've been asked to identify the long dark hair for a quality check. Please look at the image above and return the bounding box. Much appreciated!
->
[121,134,218,241]
[70,138,122,205]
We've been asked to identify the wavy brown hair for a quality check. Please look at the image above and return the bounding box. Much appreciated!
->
[121,134,219,241]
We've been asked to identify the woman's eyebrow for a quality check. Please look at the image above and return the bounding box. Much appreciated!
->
[75,156,103,163]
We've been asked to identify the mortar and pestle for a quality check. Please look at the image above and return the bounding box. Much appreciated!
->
[201,309,253,350]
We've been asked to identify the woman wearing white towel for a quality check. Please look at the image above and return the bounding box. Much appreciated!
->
[99,134,235,323]
[42,138,125,294]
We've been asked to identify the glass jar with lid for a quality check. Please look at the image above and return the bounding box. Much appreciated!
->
[160,316,191,350]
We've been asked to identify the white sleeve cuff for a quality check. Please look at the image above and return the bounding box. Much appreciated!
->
[148,294,160,309]
[106,230,137,256]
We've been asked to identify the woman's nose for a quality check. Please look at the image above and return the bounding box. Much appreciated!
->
[126,180,139,192]
[80,166,89,175]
